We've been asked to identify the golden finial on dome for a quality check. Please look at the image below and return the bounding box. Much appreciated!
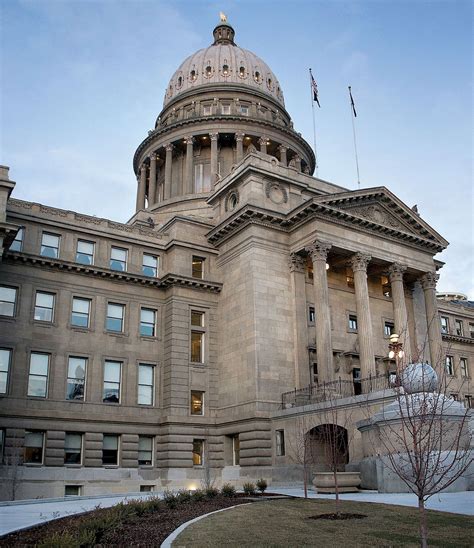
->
[219,12,227,22]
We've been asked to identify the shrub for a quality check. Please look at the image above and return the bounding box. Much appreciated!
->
[176,489,192,503]
[163,490,178,508]
[256,478,267,494]
[205,486,219,498]
[242,482,256,496]
[191,488,206,502]
[221,483,236,497]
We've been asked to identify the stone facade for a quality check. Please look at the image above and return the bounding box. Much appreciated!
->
[0,18,472,500]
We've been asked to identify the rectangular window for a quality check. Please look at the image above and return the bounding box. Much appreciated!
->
[232,434,240,465]
[34,291,55,322]
[346,274,354,289]
[460,357,468,378]
[308,307,315,324]
[191,332,204,363]
[10,227,24,252]
[465,395,473,409]
[140,485,153,492]
[440,316,449,334]
[142,254,158,277]
[239,105,249,116]
[221,103,231,115]
[0,349,11,394]
[202,104,212,115]
[66,356,87,401]
[194,164,211,193]
[76,240,95,265]
[348,314,358,331]
[40,232,60,258]
[138,364,154,405]
[191,311,204,327]
[0,286,17,317]
[140,308,156,337]
[64,433,82,465]
[28,353,49,398]
[102,434,119,465]
[192,256,204,278]
[138,436,153,466]
[24,431,44,464]
[445,355,454,376]
[110,247,127,271]
[276,430,285,456]
[451,393,459,401]
[381,275,391,298]
[190,390,204,415]
[384,321,395,337]
[65,485,82,496]
[192,439,204,466]
[106,303,124,332]
[454,319,464,337]
[312,362,318,384]
[103,360,121,403]
[470,323,474,338]
[71,297,91,328]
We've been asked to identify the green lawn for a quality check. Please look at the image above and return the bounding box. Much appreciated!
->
[173,498,473,547]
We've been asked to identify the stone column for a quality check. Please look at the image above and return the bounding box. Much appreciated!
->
[350,253,376,378]
[136,164,146,211]
[294,154,302,172]
[305,240,333,383]
[210,132,219,186]
[388,263,412,359]
[185,136,195,194]
[258,137,268,155]
[148,153,157,207]
[420,271,443,367]
[164,143,173,200]
[289,253,309,389]
[278,145,288,166]
[235,132,245,163]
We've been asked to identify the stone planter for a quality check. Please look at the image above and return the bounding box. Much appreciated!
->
[313,472,361,493]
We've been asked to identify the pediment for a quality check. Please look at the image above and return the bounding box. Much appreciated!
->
[312,187,448,250]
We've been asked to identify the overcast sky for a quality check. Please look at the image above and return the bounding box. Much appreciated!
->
[1,0,472,297]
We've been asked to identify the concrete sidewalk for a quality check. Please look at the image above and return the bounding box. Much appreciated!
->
[0,489,472,538]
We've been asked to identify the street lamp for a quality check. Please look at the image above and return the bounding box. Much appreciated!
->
[388,333,404,372]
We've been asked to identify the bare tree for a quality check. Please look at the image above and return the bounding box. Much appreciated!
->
[286,415,316,498]
[1,432,23,501]
[364,359,472,548]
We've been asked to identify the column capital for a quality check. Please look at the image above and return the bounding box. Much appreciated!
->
[278,144,288,153]
[288,252,306,273]
[258,136,269,146]
[165,143,174,153]
[420,271,439,290]
[184,136,195,145]
[306,240,331,262]
[140,163,148,174]
[209,132,219,142]
[150,152,158,162]
[350,252,371,272]
[235,131,245,142]
[388,262,407,282]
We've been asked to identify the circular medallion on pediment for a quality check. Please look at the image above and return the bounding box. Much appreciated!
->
[265,182,287,204]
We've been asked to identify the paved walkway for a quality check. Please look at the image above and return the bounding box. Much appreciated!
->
[0,489,472,537]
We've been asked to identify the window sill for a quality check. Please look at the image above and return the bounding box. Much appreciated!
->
[65,464,83,468]
[104,331,128,338]
[140,335,158,342]
[32,321,55,328]
[190,362,206,367]
[70,326,92,333]
[24,463,44,467]
[0,315,16,321]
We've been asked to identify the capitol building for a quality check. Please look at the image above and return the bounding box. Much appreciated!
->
[0,17,472,499]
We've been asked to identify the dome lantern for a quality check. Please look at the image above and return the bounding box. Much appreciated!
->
[213,13,235,45]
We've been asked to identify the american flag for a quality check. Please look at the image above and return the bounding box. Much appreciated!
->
[349,86,357,117]
[310,69,321,107]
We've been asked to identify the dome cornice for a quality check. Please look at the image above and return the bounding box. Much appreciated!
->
[133,115,315,174]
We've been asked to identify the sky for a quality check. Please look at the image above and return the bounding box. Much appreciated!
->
[1,0,472,296]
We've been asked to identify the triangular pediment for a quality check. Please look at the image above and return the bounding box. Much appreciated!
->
[310,187,448,250]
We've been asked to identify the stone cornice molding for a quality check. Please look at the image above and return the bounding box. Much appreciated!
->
[4,252,222,293]
[288,252,305,273]
[350,252,371,272]
[420,271,439,290]
[388,263,407,283]
[442,333,474,345]
[306,240,331,262]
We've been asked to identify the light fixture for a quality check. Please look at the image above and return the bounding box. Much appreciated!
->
[325,263,330,270]
[389,333,399,344]
[388,350,395,359]
[398,350,404,359]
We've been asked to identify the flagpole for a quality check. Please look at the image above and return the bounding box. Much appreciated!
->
[348,85,361,189]
[309,68,319,176]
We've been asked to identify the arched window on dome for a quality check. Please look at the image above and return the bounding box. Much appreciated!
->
[267,77,273,90]
[239,66,246,78]
[205,65,212,78]
[190,69,197,81]
[177,76,183,88]
[222,64,229,76]
[254,71,261,84]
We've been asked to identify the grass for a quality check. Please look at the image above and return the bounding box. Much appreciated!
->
[173,498,474,547]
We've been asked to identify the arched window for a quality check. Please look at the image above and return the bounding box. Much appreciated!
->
[254,71,261,83]
[190,70,197,81]
[222,64,229,76]
[239,66,246,78]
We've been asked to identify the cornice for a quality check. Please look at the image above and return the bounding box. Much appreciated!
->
[133,115,315,173]
[442,333,474,345]
[4,252,222,293]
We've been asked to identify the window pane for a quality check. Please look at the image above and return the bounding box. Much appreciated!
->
[141,308,155,324]
[191,391,203,415]
[73,298,90,314]
[103,383,120,403]
[68,357,86,379]
[104,362,121,382]
[67,379,85,400]
[0,372,7,394]
[192,257,204,278]
[103,435,118,450]
[10,228,24,251]
[42,234,59,247]
[108,304,123,319]
[111,248,127,261]
[138,385,153,405]
[143,254,157,268]
[139,365,153,385]
[36,292,54,308]
[77,241,94,254]
[28,376,47,397]
[0,349,11,373]
[191,311,204,327]
[30,354,49,375]
[139,436,152,451]
[65,433,82,449]
[191,332,203,362]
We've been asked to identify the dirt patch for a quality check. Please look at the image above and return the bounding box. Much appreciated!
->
[309,512,368,520]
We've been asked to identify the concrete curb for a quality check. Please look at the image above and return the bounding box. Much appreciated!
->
[160,503,251,548]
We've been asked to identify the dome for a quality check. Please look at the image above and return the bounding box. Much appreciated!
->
[163,20,285,108]
[400,362,438,394]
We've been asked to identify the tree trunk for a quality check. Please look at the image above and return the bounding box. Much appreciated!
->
[303,464,308,498]
[418,497,428,548]
[333,469,340,516]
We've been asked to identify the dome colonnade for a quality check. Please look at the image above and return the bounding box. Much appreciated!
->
[133,19,316,212]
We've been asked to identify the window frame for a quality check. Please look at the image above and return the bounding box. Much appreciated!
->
[138,435,154,467]
[0,348,12,395]
[33,291,55,323]
[347,313,358,333]
[64,432,83,466]
[454,319,464,337]
[102,360,122,404]
[384,320,395,338]
[71,296,92,329]
[192,439,204,466]
[0,285,18,318]
[102,434,120,466]
[308,306,315,325]
[10,227,24,252]
[24,430,45,465]
[138,363,155,406]
[76,239,95,266]
[276,429,285,457]
[192,256,205,279]
[140,307,157,338]
[142,253,159,277]
[440,316,449,334]
[110,246,128,272]
[66,356,87,401]
[27,352,50,398]
[459,357,469,378]
[445,355,455,376]
[40,232,61,259]
[190,390,204,416]
[106,302,125,333]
